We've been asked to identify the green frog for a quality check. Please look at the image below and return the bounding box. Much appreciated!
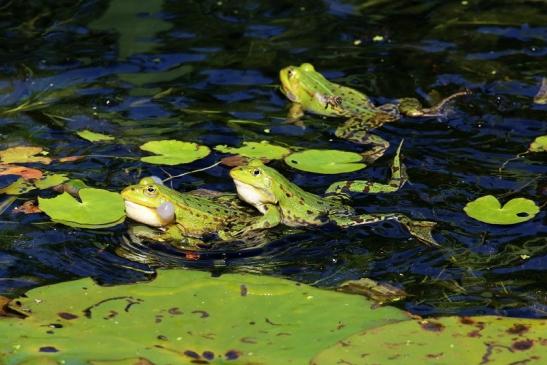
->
[121,176,262,246]
[229,142,438,246]
[279,62,467,162]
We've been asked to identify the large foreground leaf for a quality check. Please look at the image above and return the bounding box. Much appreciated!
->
[312,316,547,364]
[0,269,408,364]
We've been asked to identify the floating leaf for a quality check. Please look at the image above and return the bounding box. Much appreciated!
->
[285,149,366,174]
[529,135,547,152]
[312,316,547,364]
[533,77,547,104]
[13,200,41,214]
[0,270,408,364]
[33,173,69,190]
[0,165,43,180]
[215,141,291,160]
[464,195,539,225]
[0,146,51,164]
[38,188,125,228]
[76,130,115,142]
[57,155,84,163]
[140,140,210,165]
[0,178,35,195]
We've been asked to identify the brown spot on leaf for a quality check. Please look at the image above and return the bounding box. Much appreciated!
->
[192,310,209,318]
[513,339,534,351]
[420,320,444,332]
[460,317,474,325]
[427,353,444,359]
[240,284,248,297]
[58,312,78,320]
[507,323,529,336]
[265,318,281,326]
[240,337,257,344]
[168,307,182,315]
[468,330,482,338]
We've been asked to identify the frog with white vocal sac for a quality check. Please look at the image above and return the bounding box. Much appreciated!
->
[279,63,468,163]
[230,142,439,246]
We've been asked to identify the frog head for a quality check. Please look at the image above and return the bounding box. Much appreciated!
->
[229,160,278,208]
[121,176,175,227]
[279,63,326,104]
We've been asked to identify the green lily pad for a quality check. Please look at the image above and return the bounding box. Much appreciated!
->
[285,149,366,174]
[140,140,210,165]
[215,141,291,160]
[529,135,547,152]
[0,269,409,364]
[33,173,69,190]
[76,130,115,142]
[463,195,539,225]
[312,316,547,364]
[38,188,125,228]
[0,178,35,195]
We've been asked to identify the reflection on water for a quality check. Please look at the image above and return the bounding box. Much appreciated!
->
[0,0,545,317]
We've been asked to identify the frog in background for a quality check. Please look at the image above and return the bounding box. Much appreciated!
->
[279,62,467,163]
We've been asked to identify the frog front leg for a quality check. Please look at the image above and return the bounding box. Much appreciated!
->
[325,140,407,195]
[332,213,439,247]
[285,103,305,126]
[235,203,282,236]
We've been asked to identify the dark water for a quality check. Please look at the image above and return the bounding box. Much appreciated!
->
[0,0,545,318]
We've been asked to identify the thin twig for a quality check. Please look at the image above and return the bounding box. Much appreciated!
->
[162,161,223,183]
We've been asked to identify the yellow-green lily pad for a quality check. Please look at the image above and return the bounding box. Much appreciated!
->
[140,140,210,165]
[463,195,539,225]
[285,149,366,174]
[0,146,51,164]
[33,173,69,189]
[0,178,35,195]
[529,135,547,152]
[38,188,125,228]
[215,141,291,160]
[76,130,115,142]
[312,316,547,364]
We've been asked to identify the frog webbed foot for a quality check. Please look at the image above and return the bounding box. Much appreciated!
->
[397,216,440,247]
[399,90,470,118]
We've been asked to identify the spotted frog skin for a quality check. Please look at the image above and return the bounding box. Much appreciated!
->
[230,142,438,246]
[121,177,261,245]
[279,63,467,163]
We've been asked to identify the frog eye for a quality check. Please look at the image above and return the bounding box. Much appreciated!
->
[144,185,158,196]
[252,169,261,176]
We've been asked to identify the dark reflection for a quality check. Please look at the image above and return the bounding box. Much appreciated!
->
[0,0,545,317]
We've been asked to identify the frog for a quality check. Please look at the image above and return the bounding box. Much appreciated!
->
[279,62,468,163]
[229,141,439,246]
[121,176,263,247]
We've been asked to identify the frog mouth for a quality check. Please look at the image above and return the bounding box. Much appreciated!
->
[124,200,173,227]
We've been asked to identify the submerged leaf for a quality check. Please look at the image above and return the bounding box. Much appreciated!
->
[0,178,36,195]
[140,140,210,165]
[285,149,366,174]
[0,146,51,164]
[529,135,547,152]
[533,77,547,104]
[464,195,539,225]
[0,270,408,364]
[0,165,43,180]
[215,141,291,160]
[76,130,115,142]
[38,188,125,228]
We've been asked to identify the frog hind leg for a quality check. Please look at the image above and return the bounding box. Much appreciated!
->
[398,90,470,117]
[333,213,439,247]
[325,140,407,196]
[285,103,305,127]
[335,115,396,164]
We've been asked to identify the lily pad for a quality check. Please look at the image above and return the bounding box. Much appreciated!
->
[33,173,69,190]
[463,195,539,225]
[285,149,366,174]
[0,269,409,364]
[312,316,547,364]
[529,135,547,152]
[215,141,291,160]
[76,130,115,142]
[38,188,125,228]
[0,146,51,164]
[0,178,35,195]
[140,140,210,165]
